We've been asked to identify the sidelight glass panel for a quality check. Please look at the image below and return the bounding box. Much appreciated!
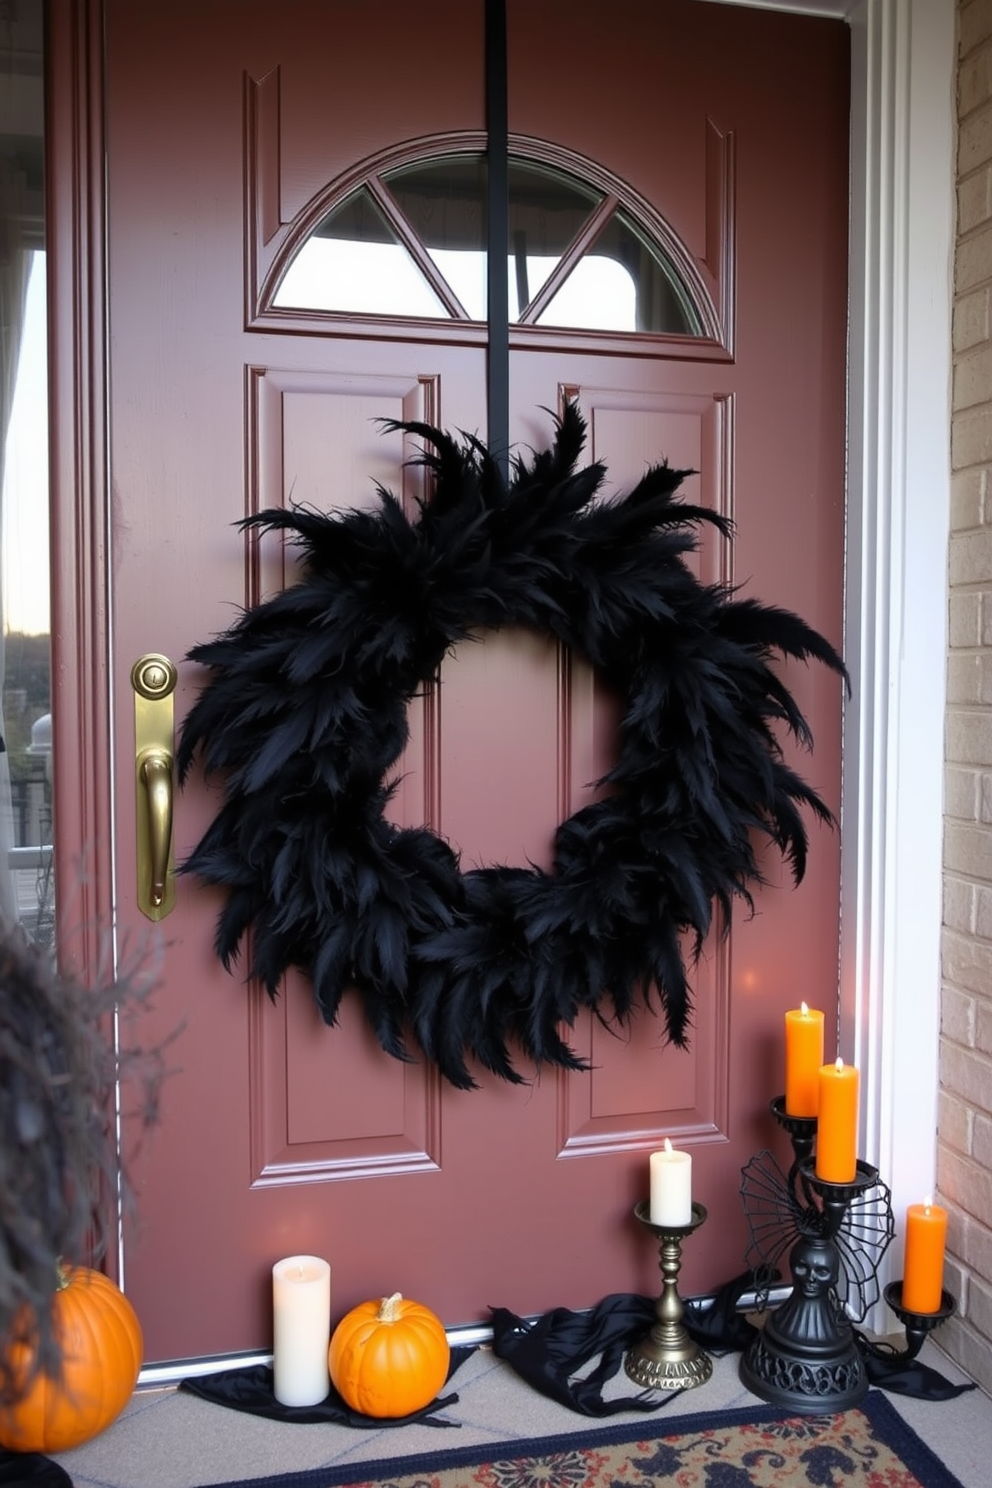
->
[1,0,54,947]
[537,208,702,335]
[273,188,448,317]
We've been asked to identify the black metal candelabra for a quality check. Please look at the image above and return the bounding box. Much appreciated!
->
[739,1097,897,1414]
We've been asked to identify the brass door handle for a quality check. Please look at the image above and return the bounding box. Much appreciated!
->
[131,654,178,920]
[140,750,174,908]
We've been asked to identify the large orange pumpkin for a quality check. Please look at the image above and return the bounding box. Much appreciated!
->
[329,1292,449,1418]
[0,1264,143,1453]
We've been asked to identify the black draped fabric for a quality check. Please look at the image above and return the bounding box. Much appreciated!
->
[0,1451,71,1485]
[178,1347,474,1428]
[856,1336,977,1401]
[489,1274,762,1418]
[491,1283,975,1414]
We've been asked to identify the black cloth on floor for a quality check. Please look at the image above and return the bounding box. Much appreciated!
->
[178,1345,474,1428]
[490,1292,662,1417]
[489,1272,763,1418]
[856,1336,978,1401]
[491,1280,975,1413]
[0,1451,72,1486]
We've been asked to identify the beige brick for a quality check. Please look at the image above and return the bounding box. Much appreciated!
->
[974,881,992,935]
[944,982,979,1045]
[955,342,992,410]
[951,466,987,529]
[962,1,992,63]
[939,1090,975,1152]
[944,928,992,994]
[949,650,983,703]
[947,1201,992,1286]
[952,591,982,647]
[956,225,992,296]
[942,1255,969,1319]
[946,713,992,767]
[947,874,977,933]
[942,1038,992,1118]
[955,286,992,354]
[954,405,992,468]
[960,167,992,235]
[966,1272,992,1340]
[940,1315,992,1395]
[946,765,981,820]
[938,1147,992,1227]
[975,996,992,1053]
[951,528,992,584]
[962,42,992,115]
[976,770,992,820]
[961,103,992,178]
[976,1111,992,1168]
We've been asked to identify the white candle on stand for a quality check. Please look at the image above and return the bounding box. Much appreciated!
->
[649,1137,693,1226]
[272,1254,331,1406]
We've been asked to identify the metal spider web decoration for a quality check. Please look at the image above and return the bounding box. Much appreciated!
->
[740,1148,896,1323]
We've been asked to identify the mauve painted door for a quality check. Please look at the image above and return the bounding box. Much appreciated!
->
[104,0,849,1363]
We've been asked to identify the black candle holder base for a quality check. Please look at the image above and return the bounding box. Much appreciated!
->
[739,1157,880,1415]
[739,1238,868,1414]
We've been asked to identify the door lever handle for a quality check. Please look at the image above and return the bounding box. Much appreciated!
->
[140,750,174,908]
[131,654,178,920]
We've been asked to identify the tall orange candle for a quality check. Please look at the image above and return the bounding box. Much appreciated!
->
[814,1058,859,1182]
[784,1002,825,1116]
[902,1198,948,1314]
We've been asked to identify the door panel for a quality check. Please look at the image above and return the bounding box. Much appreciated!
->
[104,0,849,1362]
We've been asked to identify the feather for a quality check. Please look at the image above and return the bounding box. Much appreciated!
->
[179,408,848,1085]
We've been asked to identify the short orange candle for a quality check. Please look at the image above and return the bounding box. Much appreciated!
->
[902,1198,948,1314]
[785,1002,825,1117]
[814,1058,859,1182]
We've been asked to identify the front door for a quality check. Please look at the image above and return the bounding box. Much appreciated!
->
[91,0,849,1364]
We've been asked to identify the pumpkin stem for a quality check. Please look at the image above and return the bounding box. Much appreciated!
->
[377,1292,403,1323]
[54,1259,70,1291]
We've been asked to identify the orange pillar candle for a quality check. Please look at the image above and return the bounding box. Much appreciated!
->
[784,1002,825,1116]
[814,1058,859,1182]
[902,1198,948,1314]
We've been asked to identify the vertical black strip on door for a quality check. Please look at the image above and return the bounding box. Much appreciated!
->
[486,0,509,475]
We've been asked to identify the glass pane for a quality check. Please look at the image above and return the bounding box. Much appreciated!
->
[507,161,602,319]
[273,188,448,317]
[1,0,54,948]
[384,156,488,320]
[537,208,702,335]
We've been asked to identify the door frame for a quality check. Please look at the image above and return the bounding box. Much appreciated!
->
[46,0,954,1328]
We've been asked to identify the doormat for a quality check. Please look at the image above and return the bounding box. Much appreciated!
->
[193,1389,964,1488]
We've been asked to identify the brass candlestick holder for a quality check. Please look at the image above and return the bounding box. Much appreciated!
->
[624,1199,713,1391]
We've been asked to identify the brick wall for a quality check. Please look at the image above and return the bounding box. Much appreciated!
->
[939,0,992,1396]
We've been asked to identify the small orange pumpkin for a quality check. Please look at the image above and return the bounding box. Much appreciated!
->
[0,1264,143,1453]
[329,1291,449,1418]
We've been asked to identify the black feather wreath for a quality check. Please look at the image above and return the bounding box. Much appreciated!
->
[178,404,848,1089]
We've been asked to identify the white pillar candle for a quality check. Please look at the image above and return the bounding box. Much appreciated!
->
[649,1137,693,1227]
[272,1254,331,1407]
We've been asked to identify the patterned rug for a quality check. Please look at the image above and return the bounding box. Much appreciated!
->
[196,1391,964,1488]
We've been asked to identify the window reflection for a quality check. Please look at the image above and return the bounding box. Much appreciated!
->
[272,150,704,339]
[538,210,701,334]
[385,156,488,319]
[274,189,447,316]
[1,0,54,948]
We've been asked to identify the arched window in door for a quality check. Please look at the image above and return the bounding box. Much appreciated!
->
[271,145,712,339]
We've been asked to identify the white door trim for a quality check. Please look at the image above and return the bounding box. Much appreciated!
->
[842,0,954,1300]
[724,0,955,1296]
